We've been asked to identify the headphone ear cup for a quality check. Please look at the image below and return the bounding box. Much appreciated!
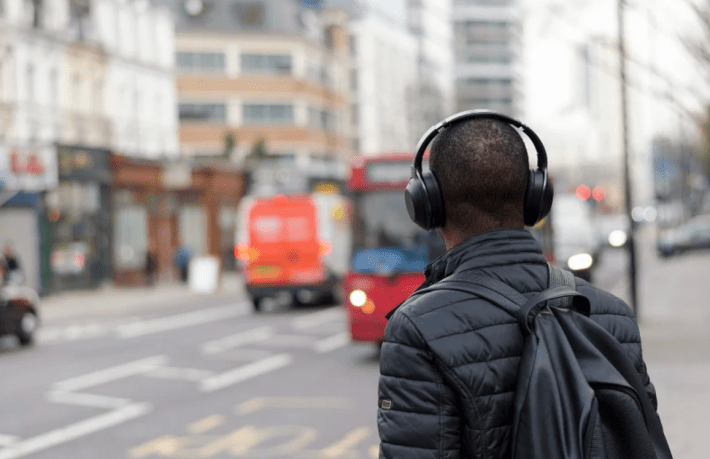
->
[421,170,446,229]
[539,177,554,222]
[405,177,431,230]
[524,169,544,227]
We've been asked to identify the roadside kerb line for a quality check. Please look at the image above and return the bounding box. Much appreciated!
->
[0,403,151,459]
[314,332,350,353]
[52,355,169,392]
[116,303,249,339]
[199,354,293,392]
[292,308,344,330]
[200,327,273,355]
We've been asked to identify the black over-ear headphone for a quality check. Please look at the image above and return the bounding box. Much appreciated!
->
[404,109,554,230]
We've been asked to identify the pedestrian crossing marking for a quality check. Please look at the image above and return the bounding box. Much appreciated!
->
[235,396,353,415]
[318,427,371,458]
[128,435,182,458]
[187,415,225,435]
[368,444,379,458]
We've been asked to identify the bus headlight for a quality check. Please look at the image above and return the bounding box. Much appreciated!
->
[349,290,367,307]
[567,253,593,271]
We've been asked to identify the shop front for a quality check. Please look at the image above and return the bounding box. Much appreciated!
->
[111,155,245,286]
[0,144,59,293]
[45,145,113,291]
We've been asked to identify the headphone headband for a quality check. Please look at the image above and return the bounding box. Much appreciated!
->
[412,109,548,175]
[405,109,554,229]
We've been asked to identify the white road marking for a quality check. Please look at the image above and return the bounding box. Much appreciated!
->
[144,367,214,381]
[259,334,316,347]
[52,355,168,392]
[314,332,350,353]
[116,304,247,339]
[0,436,18,448]
[46,391,132,409]
[291,308,344,330]
[199,354,293,392]
[0,403,151,459]
[200,327,273,355]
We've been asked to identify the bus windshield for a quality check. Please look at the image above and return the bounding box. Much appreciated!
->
[351,190,446,274]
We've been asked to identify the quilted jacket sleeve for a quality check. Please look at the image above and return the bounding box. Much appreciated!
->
[378,310,462,459]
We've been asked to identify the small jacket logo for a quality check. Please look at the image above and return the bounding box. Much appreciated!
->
[380,399,392,410]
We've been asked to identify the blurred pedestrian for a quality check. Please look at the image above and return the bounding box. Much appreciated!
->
[377,112,667,458]
[173,241,192,283]
[2,242,23,284]
[145,247,157,287]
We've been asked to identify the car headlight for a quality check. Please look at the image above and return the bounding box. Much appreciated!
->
[608,230,627,248]
[568,253,593,271]
[349,290,367,307]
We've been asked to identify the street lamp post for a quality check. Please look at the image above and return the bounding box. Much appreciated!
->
[618,0,639,316]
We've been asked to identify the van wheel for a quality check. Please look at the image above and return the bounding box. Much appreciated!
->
[252,297,262,313]
[17,311,37,346]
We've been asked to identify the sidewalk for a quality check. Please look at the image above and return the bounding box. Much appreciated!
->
[615,225,710,458]
[39,272,247,322]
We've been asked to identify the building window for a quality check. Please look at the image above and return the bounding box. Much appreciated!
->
[93,80,103,114]
[455,21,512,46]
[114,205,148,270]
[176,51,225,73]
[26,64,34,104]
[69,0,92,41]
[457,78,513,90]
[243,104,294,124]
[350,69,357,91]
[241,54,292,75]
[349,34,357,55]
[72,74,82,110]
[235,2,265,28]
[308,107,337,132]
[178,103,227,122]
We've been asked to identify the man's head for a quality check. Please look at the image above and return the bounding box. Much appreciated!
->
[430,118,529,246]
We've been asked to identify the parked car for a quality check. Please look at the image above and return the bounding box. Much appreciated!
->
[657,215,710,257]
[0,256,40,346]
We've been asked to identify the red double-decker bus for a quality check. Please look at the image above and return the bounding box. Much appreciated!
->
[344,153,446,346]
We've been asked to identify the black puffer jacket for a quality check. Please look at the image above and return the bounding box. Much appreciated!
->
[377,229,656,459]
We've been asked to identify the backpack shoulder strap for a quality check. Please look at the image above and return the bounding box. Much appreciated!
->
[547,263,591,317]
[413,273,525,316]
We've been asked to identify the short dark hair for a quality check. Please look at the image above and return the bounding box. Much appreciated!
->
[430,118,530,232]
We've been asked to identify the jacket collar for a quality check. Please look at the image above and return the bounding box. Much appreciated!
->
[385,229,545,320]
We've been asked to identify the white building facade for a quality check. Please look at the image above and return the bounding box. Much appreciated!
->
[351,9,417,155]
[94,0,177,158]
[0,0,177,292]
[453,0,522,117]
[327,0,418,155]
[407,0,455,132]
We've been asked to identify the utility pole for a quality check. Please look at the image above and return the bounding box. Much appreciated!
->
[618,0,639,316]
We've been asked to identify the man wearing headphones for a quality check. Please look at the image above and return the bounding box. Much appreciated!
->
[376,111,657,458]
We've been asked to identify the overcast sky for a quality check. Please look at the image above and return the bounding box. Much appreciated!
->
[523,0,707,145]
